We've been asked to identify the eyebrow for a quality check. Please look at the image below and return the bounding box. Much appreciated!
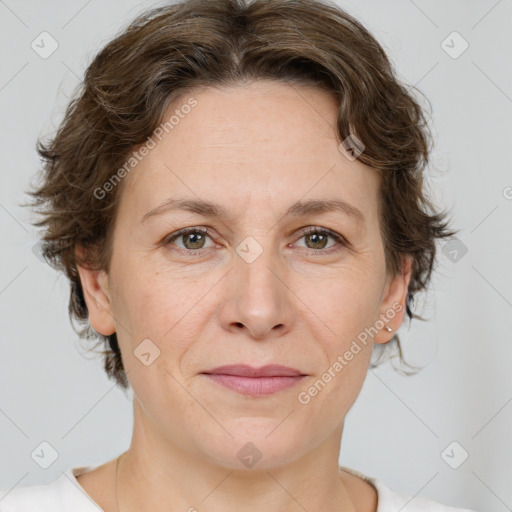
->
[140,197,366,224]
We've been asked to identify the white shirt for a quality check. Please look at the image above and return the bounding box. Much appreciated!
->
[0,463,479,512]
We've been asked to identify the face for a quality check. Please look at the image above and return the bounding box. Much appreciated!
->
[79,79,411,469]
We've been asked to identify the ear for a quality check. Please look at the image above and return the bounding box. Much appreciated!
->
[75,246,116,336]
[373,254,413,344]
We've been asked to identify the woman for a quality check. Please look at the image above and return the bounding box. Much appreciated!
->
[0,0,479,510]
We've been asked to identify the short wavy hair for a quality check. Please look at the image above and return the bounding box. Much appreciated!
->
[25,0,458,390]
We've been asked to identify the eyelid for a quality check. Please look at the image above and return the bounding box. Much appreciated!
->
[162,225,349,255]
[162,226,216,249]
[293,226,349,253]
[297,226,348,244]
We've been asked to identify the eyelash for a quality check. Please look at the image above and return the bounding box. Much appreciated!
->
[162,226,349,256]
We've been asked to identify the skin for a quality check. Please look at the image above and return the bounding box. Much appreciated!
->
[77,79,412,512]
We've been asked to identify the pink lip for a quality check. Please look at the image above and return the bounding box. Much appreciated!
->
[201,364,307,397]
[204,364,304,377]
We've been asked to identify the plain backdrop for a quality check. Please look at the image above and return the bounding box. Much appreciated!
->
[0,1,511,511]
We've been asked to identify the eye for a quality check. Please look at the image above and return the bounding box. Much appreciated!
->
[293,227,348,254]
[162,226,348,257]
[163,227,216,254]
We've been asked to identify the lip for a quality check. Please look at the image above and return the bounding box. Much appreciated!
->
[203,364,305,377]
[200,364,307,397]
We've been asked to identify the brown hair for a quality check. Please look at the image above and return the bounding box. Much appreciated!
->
[25,0,458,390]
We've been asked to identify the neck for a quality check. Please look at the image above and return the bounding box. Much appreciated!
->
[114,406,356,512]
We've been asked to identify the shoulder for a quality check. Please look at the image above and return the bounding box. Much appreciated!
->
[0,468,103,512]
[340,465,481,512]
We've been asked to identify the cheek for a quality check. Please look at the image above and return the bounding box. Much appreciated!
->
[111,255,178,331]
[294,339,372,445]
[112,267,210,370]
[304,264,384,343]
[293,266,382,408]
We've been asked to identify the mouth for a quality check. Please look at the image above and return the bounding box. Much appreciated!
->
[200,364,308,397]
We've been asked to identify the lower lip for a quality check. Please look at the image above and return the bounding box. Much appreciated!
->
[203,374,306,397]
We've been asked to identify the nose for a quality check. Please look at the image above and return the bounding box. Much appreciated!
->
[217,242,294,340]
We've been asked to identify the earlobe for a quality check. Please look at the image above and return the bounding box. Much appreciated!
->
[76,254,116,336]
[373,255,413,344]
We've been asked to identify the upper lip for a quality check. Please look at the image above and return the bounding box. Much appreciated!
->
[202,364,305,377]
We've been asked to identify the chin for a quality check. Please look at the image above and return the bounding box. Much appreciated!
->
[195,422,308,471]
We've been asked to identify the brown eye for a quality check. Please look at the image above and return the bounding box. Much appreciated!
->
[295,227,348,254]
[164,227,214,253]
[304,231,329,249]
[181,231,207,250]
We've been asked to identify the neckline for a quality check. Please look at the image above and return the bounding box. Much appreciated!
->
[68,463,105,510]
[67,463,382,512]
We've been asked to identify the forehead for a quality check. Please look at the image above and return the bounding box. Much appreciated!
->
[117,80,380,227]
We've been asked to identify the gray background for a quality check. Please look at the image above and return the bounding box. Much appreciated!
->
[1,1,511,511]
